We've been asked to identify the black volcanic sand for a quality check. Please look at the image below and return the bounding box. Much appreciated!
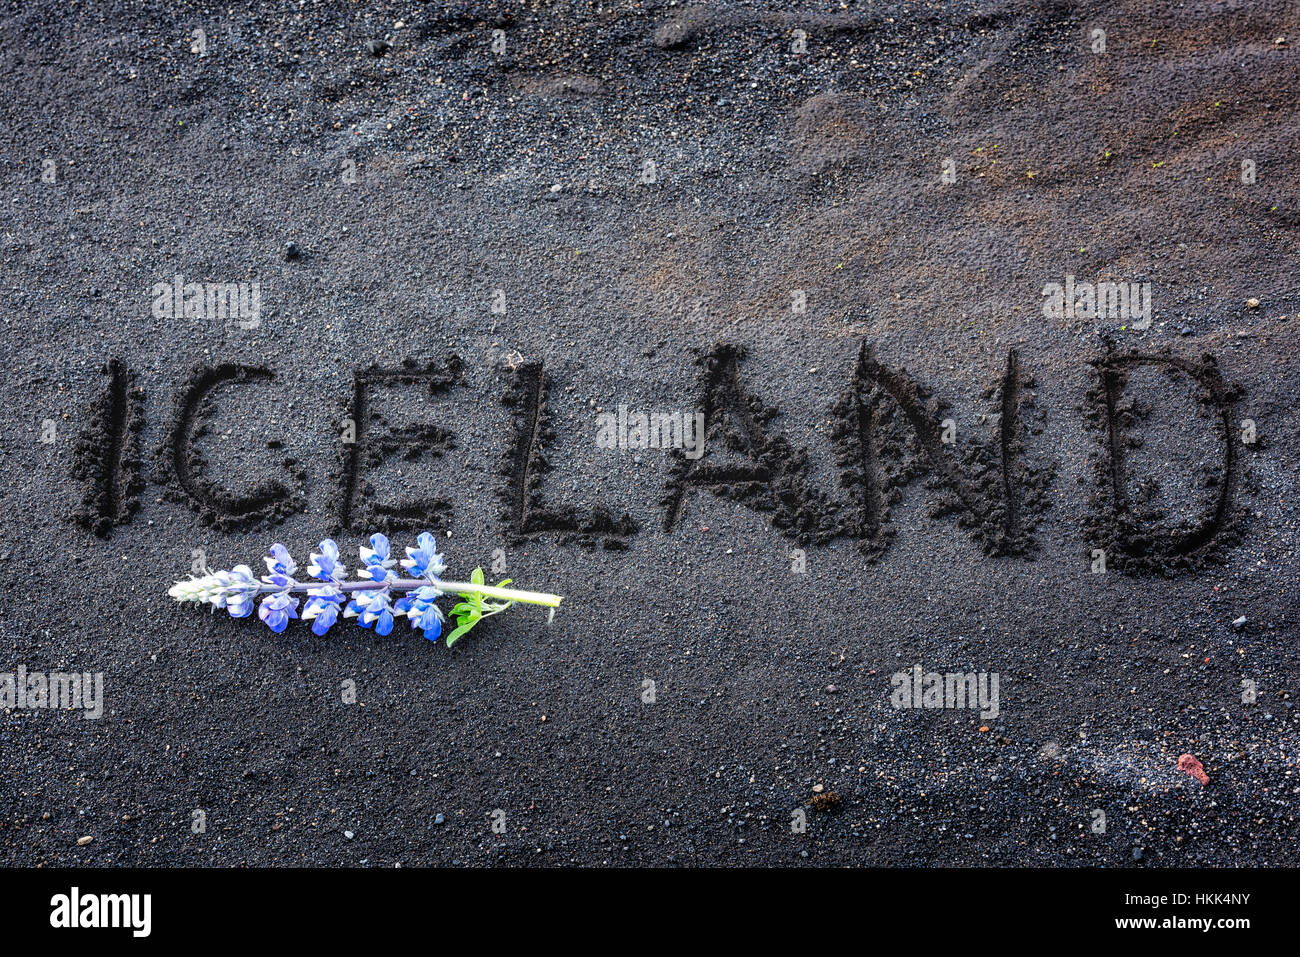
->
[1,1,1298,866]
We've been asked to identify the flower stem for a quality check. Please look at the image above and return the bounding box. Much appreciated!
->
[264,578,563,608]
[435,581,563,608]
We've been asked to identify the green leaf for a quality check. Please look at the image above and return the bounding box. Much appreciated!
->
[444,620,478,647]
[441,566,526,645]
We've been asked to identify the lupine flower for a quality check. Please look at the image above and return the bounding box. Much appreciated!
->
[168,532,562,647]
[395,585,445,641]
[344,588,396,636]
[302,587,343,636]
[359,533,397,583]
[167,564,259,618]
[221,565,259,618]
[307,539,346,582]
[264,543,297,578]
[401,532,446,581]
[258,586,299,634]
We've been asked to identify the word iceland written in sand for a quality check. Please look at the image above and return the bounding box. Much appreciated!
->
[69,343,1252,575]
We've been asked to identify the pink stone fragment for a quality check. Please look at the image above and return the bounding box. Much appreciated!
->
[1177,753,1209,785]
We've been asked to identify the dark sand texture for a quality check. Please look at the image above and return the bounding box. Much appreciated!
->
[1,0,1298,865]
